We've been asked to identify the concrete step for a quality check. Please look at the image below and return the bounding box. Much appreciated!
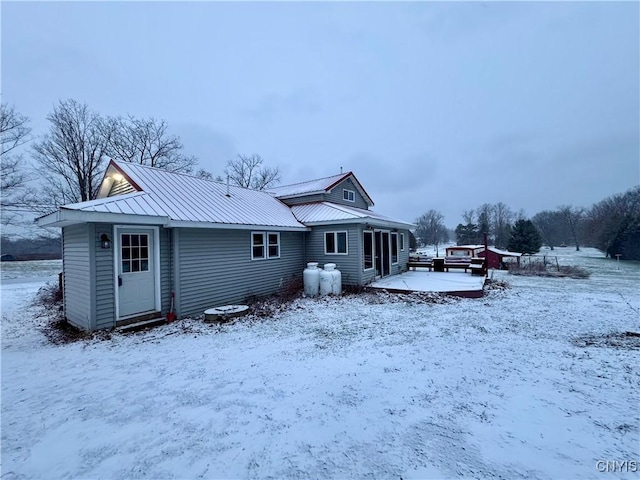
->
[116,317,166,333]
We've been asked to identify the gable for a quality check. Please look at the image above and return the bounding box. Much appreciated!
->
[96,162,141,199]
[272,172,374,209]
[324,177,370,210]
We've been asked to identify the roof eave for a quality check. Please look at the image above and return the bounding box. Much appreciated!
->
[37,209,169,228]
[166,220,309,232]
[302,218,414,229]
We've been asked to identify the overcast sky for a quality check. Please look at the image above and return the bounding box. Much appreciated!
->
[2,1,639,229]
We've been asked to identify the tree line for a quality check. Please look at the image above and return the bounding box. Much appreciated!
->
[414,188,640,260]
[1,101,281,227]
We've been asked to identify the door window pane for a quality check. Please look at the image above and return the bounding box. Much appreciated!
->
[121,234,150,273]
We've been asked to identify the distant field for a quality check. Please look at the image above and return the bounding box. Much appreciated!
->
[0,259,63,281]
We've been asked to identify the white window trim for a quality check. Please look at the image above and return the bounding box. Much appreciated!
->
[391,232,399,265]
[343,189,355,202]
[363,230,374,271]
[267,232,281,259]
[324,231,349,255]
[400,232,405,251]
[251,231,281,260]
[113,225,161,321]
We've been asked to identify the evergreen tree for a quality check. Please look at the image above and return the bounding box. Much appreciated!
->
[607,215,640,260]
[455,223,480,245]
[508,219,542,254]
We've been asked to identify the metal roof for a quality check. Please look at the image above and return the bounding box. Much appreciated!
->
[268,173,348,197]
[269,171,374,206]
[291,202,414,228]
[39,161,307,229]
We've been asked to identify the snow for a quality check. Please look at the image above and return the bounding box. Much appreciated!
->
[370,270,485,293]
[1,249,639,479]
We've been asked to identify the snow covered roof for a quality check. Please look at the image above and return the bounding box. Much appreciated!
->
[269,172,374,206]
[37,161,308,230]
[487,247,522,257]
[447,245,485,250]
[291,202,414,229]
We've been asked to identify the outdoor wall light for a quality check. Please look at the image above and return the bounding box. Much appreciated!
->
[112,173,124,182]
[101,234,112,249]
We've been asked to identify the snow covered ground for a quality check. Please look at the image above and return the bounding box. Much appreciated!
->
[1,249,638,479]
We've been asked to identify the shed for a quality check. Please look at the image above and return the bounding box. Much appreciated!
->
[478,247,522,269]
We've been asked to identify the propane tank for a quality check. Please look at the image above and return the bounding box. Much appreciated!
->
[319,263,335,295]
[303,262,320,296]
[331,265,342,295]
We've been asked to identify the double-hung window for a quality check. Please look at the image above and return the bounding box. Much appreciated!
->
[400,233,405,251]
[343,189,355,202]
[252,232,280,260]
[325,231,348,255]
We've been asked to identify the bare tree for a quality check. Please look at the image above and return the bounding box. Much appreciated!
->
[461,209,476,225]
[492,202,515,249]
[1,104,32,225]
[194,168,214,180]
[532,210,565,250]
[31,99,112,210]
[224,154,280,190]
[105,115,196,174]
[558,205,585,251]
[415,209,447,250]
[1,104,31,156]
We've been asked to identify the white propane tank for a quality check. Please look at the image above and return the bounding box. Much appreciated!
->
[331,265,342,295]
[303,262,320,296]
[319,263,335,296]
[320,263,341,295]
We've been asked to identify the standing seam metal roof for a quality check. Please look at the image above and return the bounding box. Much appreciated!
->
[61,161,307,228]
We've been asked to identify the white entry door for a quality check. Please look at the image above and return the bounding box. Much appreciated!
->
[117,228,157,318]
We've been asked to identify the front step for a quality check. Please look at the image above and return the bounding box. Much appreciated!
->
[116,317,166,333]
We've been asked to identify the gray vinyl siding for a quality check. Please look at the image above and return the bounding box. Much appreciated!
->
[62,224,92,330]
[159,228,171,315]
[108,178,136,196]
[94,224,115,329]
[392,229,410,275]
[176,229,305,318]
[277,179,370,209]
[325,178,369,209]
[305,224,362,285]
[92,224,171,329]
[278,194,325,206]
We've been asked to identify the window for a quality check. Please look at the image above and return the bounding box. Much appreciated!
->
[267,233,280,258]
[325,231,348,255]
[121,233,149,273]
[343,189,355,202]
[400,233,405,251]
[391,232,398,264]
[252,232,280,260]
[363,231,373,270]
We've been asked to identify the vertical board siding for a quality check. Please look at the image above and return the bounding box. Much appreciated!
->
[94,223,115,329]
[177,229,305,318]
[62,224,92,330]
[325,178,369,209]
[305,225,362,285]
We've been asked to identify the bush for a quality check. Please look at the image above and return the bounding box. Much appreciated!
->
[508,259,590,279]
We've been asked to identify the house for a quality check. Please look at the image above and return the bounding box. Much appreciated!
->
[37,160,413,331]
